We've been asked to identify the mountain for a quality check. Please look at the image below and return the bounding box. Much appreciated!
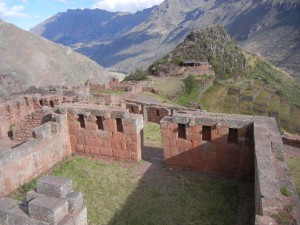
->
[30,8,154,58]
[31,0,300,79]
[0,19,112,92]
[145,26,300,134]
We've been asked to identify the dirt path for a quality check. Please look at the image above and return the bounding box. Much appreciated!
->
[284,144,300,158]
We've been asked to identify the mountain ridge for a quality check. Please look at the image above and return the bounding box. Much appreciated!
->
[0,19,112,94]
[30,0,300,78]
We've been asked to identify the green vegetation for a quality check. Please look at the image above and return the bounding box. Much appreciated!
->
[151,26,248,79]
[280,187,291,196]
[50,158,242,225]
[177,75,201,106]
[145,26,300,134]
[123,68,148,81]
[286,157,300,196]
[8,179,37,201]
[8,157,248,224]
[155,77,185,97]
[143,122,162,147]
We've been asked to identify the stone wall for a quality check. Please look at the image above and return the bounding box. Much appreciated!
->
[160,112,300,224]
[282,133,300,148]
[126,103,142,115]
[14,107,53,142]
[0,176,87,225]
[61,104,143,162]
[147,106,171,124]
[0,112,72,197]
[160,114,254,177]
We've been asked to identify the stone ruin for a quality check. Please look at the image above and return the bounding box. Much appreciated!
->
[0,176,87,225]
[0,78,299,224]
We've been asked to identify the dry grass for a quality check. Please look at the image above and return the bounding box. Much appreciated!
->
[286,157,300,196]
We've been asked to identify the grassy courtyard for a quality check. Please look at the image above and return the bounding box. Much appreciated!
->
[8,122,255,225]
[9,156,252,225]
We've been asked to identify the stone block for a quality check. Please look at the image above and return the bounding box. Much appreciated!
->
[29,195,68,224]
[66,192,83,213]
[37,176,72,198]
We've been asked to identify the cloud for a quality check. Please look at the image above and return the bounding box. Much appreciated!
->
[0,0,27,18]
[92,0,163,13]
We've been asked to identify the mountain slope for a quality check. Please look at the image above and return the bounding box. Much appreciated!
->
[31,0,300,79]
[30,8,154,58]
[148,26,300,133]
[95,0,300,76]
[0,19,112,90]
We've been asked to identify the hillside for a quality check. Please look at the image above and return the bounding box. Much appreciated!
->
[144,26,300,134]
[30,8,155,58]
[0,19,112,91]
[31,0,300,79]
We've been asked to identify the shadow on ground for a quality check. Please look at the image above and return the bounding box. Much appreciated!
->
[106,145,255,225]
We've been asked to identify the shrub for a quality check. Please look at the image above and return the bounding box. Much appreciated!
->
[123,68,148,81]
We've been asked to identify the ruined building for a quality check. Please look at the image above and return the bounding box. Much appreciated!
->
[0,79,299,224]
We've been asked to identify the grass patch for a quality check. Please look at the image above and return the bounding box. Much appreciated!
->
[286,157,300,196]
[269,95,280,113]
[155,77,185,97]
[280,187,291,196]
[143,122,162,147]
[8,179,37,201]
[289,107,300,133]
[52,158,240,225]
[254,90,271,106]
[199,84,228,112]
[143,92,173,104]
[223,94,239,114]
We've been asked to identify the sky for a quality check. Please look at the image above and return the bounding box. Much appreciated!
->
[0,0,164,31]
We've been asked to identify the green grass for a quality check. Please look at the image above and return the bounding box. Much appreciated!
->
[143,92,173,104]
[286,157,300,196]
[8,179,37,201]
[254,90,271,106]
[155,77,185,97]
[289,107,300,133]
[269,95,280,113]
[280,187,291,196]
[143,122,162,147]
[53,158,241,225]
[8,157,245,225]
[199,84,228,112]
[223,94,239,113]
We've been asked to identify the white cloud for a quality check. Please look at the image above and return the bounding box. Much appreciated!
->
[0,0,27,19]
[92,0,163,13]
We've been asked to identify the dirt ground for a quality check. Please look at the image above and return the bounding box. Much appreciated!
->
[284,144,300,158]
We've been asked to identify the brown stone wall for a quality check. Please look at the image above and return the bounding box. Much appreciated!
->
[0,95,40,139]
[126,103,142,114]
[282,133,300,148]
[0,112,72,197]
[14,107,53,142]
[64,104,143,162]
[147,106,171,124]
[161,116,254,177]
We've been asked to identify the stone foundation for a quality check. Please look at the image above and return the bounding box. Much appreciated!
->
[0,176,87,225]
